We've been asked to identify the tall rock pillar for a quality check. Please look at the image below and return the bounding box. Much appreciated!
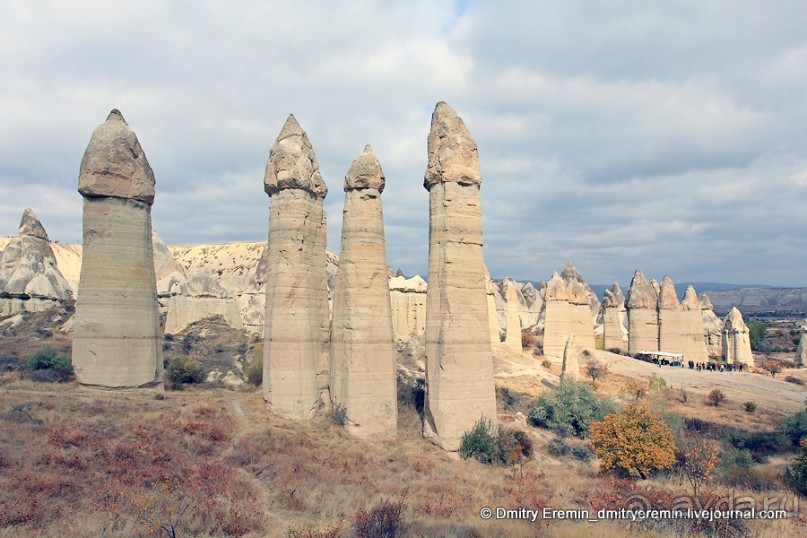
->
[72,110,163,388]
[601,282,627,353]
[503,277,522,352]
[330,145,397,436]
[797,318,807,365]
[263,115,329,417]
[422,101,497,451]
[722,307,754,367]
[627,270,659,354]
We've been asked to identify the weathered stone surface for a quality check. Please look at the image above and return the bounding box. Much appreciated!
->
[627,270,659,354]
[722,307,754,366]
[601,282,627,353]
[78,110,155,204]
[485,269,502,345]
[561,333,579,381]
[700,293,723,347]
[658,278,708,361]
[797,318,807,365]
[503,277,522,351]
[263,115,327,198]
[330,147,396,436]
[0,209,73,315]
[422,102,496,451]
[72,111,163,389]
[389,275,427,339]
[263,116,329,417]
[542,265,597,362]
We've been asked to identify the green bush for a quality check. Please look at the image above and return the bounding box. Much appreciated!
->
[785,440,807,495]
[27,345,73,382]
[777,411,807,447]
[458,417,499,464]
[528,378,617,437]
[244,347,263,386]
[748,321,770,352]
[744,401,757,413]
[166,355,204,385]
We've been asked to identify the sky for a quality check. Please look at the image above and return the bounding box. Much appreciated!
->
[1,0,806,287]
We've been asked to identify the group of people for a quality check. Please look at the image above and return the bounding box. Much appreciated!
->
[688,360,745,372]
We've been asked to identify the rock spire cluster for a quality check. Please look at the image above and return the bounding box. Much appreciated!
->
[600,282,627,353]
[72,110,163,389]
[657,277,708,361]
[542,263,596,362]
[626,270,659,354]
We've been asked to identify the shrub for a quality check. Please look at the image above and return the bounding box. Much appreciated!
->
[521,330,536,349]
[548,437,570,456]
[540,358,552,369]
[329,403,348,427]
[748,321,770,352]
[584,357,608,383]
[458,417,499,464]
[681,437,721,496]
[785,439,807,496]
[590,403,677,479]
[498,427,532,467]
[763,359,782,378]
[244,345,263,386]
[528,378,617,437]
[707,389,726,407]
[777,410,807,446]
[785,376,804,386]
[26,345,72,382]
[743,401,757,413]
[571,444,595,461]
[619,379,647,400]
[166,355,204,385]
[354,499,405,538]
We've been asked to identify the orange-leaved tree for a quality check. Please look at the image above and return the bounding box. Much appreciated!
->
[682,437,721,497]
[590,403,676,479]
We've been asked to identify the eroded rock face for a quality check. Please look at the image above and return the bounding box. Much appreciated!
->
[389,275,427,339]
[657,278,708,361]
[72,110,163,388]
[0,209,73,316]
[601,282,627,353]
[330,146,396,436]
[542,265,596,362]
[422,102,496,451]
[700,294,724,347]
[627,270,659,354]
[262,115,329,417]
[503,277,522,352]
[485,269,502,346]
[722,307,753,366]
[561,333,579,381]
[796,318,806,365]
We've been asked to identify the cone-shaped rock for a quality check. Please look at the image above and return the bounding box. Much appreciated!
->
[658,278,708,361]
[330,145,396,436]
[0,208,72,315]
[543,264,596,362]
[503,277,522,351]
[263,115,329,417]
[72,110,163,388]
[422,102,496,451]
[796,318,807,365]
[700,293,723,346]
[602,282,627,353]
[561,333,579,381]
[722,307,754,366]
[627,270,659,354]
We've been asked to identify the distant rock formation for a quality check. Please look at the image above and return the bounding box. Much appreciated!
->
[389,275,427,340]
[542,263,597,362]
[722,307,754,366]
[0,209,73,316]
[601,282,627,353]
[657,277,708,361]
[485,269,502,346]
[560,333,579,381]
[72,110,163,388]
[422,102,496,451]
[330,145,396,436]
[797,318,806,365]
[153,232,242,334]
[627,270,659,354]
[700,294,723,347]
[262,115,330,417]
[502,277,522,351]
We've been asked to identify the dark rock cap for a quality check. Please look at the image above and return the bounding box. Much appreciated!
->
[264,114,327,198]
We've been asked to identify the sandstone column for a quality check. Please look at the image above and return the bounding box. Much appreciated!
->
[72,110,163,389]
[503,277,522,352]
[485,270,502,347]
[542,272,571,361]
[560,334,579,381]
[422,101,497,451]
[627,270,659,354]
[657,276,684,353]
[797,318,807,366]
[601,282,627,353]
[263,115,329,417]
[722,307,754,367]
[700,293,723,346]
[330,145,397,436]
[680,285,708,361]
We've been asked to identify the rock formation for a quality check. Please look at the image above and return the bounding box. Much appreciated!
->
[722,307,754,366]
[601,282,627,353]
[700,294,723,347]
[797,318,806,365]
[657,278,707,361]
[330,145,397,436]
[262,115,330,417]
[422,101,497,451]
[627,270,659,354]
[389,274,427,340]
[485,269,502,346]
[502,277,522,351]
[560,333,579,381]
[0,209,73,316]
[542,264,596,362]
[72,110,163,388]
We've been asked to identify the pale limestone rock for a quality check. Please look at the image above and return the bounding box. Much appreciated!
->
[700,294,724,347]
[503,277,522,351]
[542,265,596,362]
[722,307,754,366]
[627,270,659,354]
[601,282,628,353]
[389,275,427,339]
[72,110,163,388]
[330,146,396,436]
[796,318,806,365]
[657,278,708,361]
[262,115,329,417]
[485,269,502,345]
[560,334,579,381]
[0,209,73,316]
[422,102,496,451]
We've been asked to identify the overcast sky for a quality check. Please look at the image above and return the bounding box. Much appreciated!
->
[1,1,806,287]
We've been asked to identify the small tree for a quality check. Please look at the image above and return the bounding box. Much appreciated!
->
[590,403,676,479]
[458,417,499,464]
[528,378,617,437]
[707,389,726,407]
[748,321,770,352]
[785,439,807,496]
[763,359,782,378]
[682,438,721,497]
[619,379,647,401]
[584,357,609,383]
